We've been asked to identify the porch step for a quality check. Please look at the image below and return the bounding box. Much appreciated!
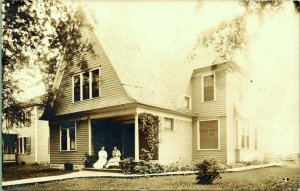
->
[82,167,122,173]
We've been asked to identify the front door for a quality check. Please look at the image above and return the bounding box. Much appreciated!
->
[122,123,135,159]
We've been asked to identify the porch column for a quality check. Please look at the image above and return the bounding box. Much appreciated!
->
[134,114,139,160]
[88,118,92,155]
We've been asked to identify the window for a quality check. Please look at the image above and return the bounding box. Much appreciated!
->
[18,137,31,154]
[82,72,90,100]
[164,117,174,131]
[3,135,16,154]
[184,96,191,110]
[203,75,215,101]
[241,127,249,149]
[73,75,81,102]
[199,120,218,149]
[24,109,31,127]
[73,68,100,102]
[60,122,76,151]
[91,69,100,98]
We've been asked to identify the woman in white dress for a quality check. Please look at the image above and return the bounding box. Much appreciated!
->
[106,146,121,168]
[93,146,108,169]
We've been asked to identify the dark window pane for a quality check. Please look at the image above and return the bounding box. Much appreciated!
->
[74,75,81,102]
[92,69,100,98]
[200,120,218,149]
[204,75,214,101]
[61,129,67,150]
[24,137,27,153]
[69,128,76,150]
[19,138,23,154]
[83,72,90,100]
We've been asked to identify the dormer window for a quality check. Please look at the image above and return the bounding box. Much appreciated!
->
[184,96,191,110]
[203,74,215,102]
[73,68,100,102]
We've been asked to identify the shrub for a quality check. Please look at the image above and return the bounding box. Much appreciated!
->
[82,153,97,168]
[164,163,179,172]
[121,157,136,174]
[195,158,224,184]
[121,157,165,174]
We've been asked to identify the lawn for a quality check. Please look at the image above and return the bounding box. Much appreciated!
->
[5,164,299,190]
[2,164,71,182]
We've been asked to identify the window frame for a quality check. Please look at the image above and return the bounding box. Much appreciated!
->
[90,68,101,98]
[240,127,249,149]
[163,117,175,132]
[72,67,101,102]
[24,109,32,127]
[197,119,220,150]
[18,136,31,154]
[184,96,191,110]
[59,122,77,152]
[202,73,216,102]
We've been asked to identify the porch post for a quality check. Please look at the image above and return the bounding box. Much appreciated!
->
[88,118,92,155]
[134,114,139,160]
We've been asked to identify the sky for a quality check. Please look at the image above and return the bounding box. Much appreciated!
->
[15,0,299,155]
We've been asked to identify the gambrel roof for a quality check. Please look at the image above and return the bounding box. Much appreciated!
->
[51,3,233,115]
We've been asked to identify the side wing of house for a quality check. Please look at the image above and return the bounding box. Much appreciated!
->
[52,29,132,117]
[191,63,228,163]
[228,65,264,162]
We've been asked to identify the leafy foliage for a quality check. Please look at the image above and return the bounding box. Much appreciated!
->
[189,0,289,65]
[195,158,225,184]
[138,113,160,161]
[2,0,94,128]
[121,157,165,174]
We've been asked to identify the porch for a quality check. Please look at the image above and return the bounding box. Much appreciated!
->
[88,114,150,161]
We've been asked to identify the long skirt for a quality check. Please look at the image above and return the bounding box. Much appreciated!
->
[93,158,107,169]
[106,157,121,167]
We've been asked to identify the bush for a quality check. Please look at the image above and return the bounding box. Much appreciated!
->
[83,153,97,168]
[121,157,136,174]
[195,158,224,184]
[121,157,165,174]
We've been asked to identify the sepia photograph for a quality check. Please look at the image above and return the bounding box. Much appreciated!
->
[1,0,299,190]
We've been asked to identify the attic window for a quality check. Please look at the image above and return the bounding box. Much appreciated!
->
[73,68,100,102]
[184,96,191,110]
[91,69,100,98]
[73,75,81,102]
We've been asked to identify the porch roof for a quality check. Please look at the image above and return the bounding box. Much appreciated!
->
[49,102,197,124]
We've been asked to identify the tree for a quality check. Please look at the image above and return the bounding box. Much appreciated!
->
[188,0,289,65]
[2,0,94,129]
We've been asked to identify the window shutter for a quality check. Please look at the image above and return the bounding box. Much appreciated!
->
[26,137,31,154]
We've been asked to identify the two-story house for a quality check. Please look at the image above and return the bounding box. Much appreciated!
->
[45,10,263,170]
[2,100,50,164]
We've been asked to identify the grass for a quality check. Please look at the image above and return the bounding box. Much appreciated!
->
[5,164,299,190]
[2,164,71,181]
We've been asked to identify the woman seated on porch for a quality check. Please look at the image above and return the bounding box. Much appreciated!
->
[93,146,108,169]
[105,146,121,168]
